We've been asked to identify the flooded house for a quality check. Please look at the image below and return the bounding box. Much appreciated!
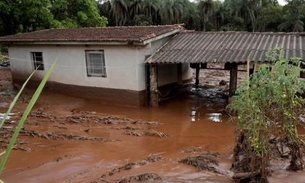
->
[1,25,305,107]
[147,31,305,106]
[0,25,192,106]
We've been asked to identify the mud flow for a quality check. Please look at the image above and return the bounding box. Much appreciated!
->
[0,67,305,183]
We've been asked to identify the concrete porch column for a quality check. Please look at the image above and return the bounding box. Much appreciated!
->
[150,64,158,106]
[229,62,238,97]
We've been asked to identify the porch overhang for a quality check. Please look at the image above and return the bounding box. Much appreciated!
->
[146,31,305,64]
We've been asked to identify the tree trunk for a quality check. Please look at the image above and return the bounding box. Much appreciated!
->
[287,143,304,171]
[232,133,270,183]
[247,7,256,32]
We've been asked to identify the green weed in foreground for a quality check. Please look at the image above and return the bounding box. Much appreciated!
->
[0,58,58,181]
[0,70,37,130]
[229,48,305,181]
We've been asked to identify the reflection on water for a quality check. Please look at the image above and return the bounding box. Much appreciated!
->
[0,113,15,120]
[190,108,223,123]
[208,113,222,123]
[190,108,200,122]
[189,87,225,123]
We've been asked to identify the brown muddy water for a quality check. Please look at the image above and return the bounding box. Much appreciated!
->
[1,91,235,183]
[0,68,305,183]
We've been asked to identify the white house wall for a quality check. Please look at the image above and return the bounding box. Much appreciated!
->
[6,30,194,106]
[136,37,192,90]
[8,36,192,94]
[9,45,144,91]
[135,37,171,90]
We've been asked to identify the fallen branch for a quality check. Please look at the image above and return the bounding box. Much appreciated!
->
[232,171,260,179]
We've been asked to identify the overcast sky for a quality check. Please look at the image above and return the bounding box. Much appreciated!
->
[277,0,287,5]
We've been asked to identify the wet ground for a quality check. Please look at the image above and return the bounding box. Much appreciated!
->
[0,66,305,183]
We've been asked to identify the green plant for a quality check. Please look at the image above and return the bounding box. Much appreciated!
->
[0,70,37,130]
[0,45,8,55]
[0,55,3,64]
[0,58,58,181]
[229,48,305,181]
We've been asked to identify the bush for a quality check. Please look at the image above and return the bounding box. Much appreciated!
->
[229,48,305,182]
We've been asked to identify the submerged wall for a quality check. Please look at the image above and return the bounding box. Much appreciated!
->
[8,36,191,106]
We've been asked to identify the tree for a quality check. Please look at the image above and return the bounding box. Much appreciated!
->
[182,1,200,30]
[142,0,159,25]
[18,0,55,32]
[257,3,283,31]
[198,0,215,31]
[0,0,20,35]
[50,0,108,28]
[159,0,184,24]
[230,49,305,182]
[223,0,247,31]
[278,0,305,32]
[211,1,226,31]
[129,0,144,20]
[98,0,114,25]
[111,0,129,25]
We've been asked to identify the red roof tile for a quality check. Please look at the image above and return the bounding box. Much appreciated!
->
[0,25,183,44]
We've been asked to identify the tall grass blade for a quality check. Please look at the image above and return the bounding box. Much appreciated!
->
[0,58,58,175]
[0,70,37,129]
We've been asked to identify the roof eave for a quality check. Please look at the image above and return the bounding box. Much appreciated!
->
[1,41,134,46]
[133,29,182,46]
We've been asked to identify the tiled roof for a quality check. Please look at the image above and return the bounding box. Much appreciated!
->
[0,24,183,44]
[147,31,305,64]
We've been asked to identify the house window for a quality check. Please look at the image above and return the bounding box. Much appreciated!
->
[85,51,106,77]
[31,52,44,70]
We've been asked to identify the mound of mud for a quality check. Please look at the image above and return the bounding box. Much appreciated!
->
[92,173,162,183]
[179,152,220,173]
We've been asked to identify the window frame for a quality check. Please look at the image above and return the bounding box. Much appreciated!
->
[31,52,44,70]
[85,50,107,77]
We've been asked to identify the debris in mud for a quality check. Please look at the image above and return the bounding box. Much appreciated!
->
[66,114,130,125]
[123,131,142,137]
[30,111,160,130]
[29,110,57,122]
[111,126,143,130]
[20,129,118,142]
[30,110,56,119]
[108,163,138,176]
[269,137,291,159]
[1,110,162,151]
[219,80,227,86]
[146,154,163,162]
[231,133,271,183]
[101,155,163,178]
[26,121,40,126]
[130,120,159,125]
[92,173,162,183]
[13,146,30,151]
[144,130,168,138]
[116,173,162,183]
[179,152,220,173]
[123,130,168,138]
[182,147,204,153]
[65,114,157,126]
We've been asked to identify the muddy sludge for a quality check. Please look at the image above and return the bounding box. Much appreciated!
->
[0,67,237,183]
[179,152,220,173]
[0,109,166,153]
